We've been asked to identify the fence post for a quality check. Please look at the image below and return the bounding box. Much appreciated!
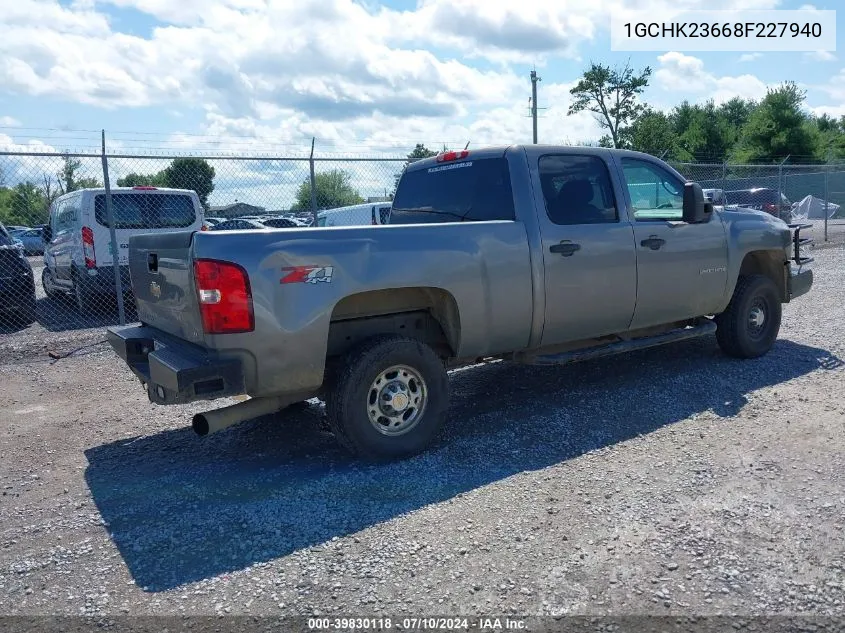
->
[721,161,727,190]
[778,155,789,222]
[824,164,830,242]
[100,130,126,325]
[309,137,318,226]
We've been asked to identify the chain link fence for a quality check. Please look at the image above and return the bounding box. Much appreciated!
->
[1,149,843,339]
[674,162,845,242]
[0,149,406,334]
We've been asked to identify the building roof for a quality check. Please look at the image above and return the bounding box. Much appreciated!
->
[209,202,266,212]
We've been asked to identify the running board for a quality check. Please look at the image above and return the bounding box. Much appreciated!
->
[523,319,717,366]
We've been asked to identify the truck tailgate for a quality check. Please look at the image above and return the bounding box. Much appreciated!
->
[128,231,205,344]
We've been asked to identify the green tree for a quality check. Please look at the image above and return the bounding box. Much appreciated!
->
[568,60,652,149]
[57,154,100,194]
[1,182,48,226]
[116,172,167,187]
[114,158,215,207]
[732,82,821,163]
[670,101,733,161]
[292,169,364,211]
[813,113,845,160]
[629,109,676,158]
[393,144,438,195]
[162,158,216,208]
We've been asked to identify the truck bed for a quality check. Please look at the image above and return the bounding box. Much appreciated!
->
[127,222,534,397]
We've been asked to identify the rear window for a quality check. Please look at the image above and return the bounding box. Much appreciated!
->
[95,193,197,229]
[391,157,515,224]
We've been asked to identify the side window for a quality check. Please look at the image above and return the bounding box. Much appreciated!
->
[53,200,68,233]
[538,155,618,225]
[621,158,685,221]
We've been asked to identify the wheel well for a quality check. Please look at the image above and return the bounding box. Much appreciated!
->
[328,287,460,359]
[738,250,786,301]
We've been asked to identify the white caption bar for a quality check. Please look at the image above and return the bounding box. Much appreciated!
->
[611,9,836,52]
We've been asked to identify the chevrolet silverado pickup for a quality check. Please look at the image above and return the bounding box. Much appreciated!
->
[107,145,814,460]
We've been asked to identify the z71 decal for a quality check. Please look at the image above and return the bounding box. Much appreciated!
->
[280,265,335,284]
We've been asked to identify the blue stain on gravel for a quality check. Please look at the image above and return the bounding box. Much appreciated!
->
[84,337,842,591]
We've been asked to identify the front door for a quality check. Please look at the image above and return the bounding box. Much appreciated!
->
[617,156,729,329]
[534,153,638,346]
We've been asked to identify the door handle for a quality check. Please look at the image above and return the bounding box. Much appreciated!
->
[550,242,581,256]
[640,236,666,250]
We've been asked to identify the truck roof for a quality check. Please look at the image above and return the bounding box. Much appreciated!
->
[403,144,679,174]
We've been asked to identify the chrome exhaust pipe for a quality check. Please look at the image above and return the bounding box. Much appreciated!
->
[192,395,292,436]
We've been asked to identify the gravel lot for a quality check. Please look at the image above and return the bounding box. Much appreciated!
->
[0,246,843,619]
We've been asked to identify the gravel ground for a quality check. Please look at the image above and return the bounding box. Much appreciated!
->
[0,247,843,618]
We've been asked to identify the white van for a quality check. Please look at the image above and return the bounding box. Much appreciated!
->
[316,202,392,227]
[42,186,204,312]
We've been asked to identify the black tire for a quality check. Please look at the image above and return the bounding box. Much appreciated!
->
[716,274,782,359]
[325,335,449,460]
[20,293,36,325]
[73,271,96,316]
[42,267,60,300]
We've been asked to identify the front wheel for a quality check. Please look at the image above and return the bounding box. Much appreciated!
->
[715,275,782,359]
[42,267,60,299]
[325,336,449,460]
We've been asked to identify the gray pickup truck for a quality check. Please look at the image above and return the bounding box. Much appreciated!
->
[107,145,813,460]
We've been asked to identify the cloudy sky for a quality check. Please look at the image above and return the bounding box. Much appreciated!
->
[0,0,842,155]
[0,0,841,206]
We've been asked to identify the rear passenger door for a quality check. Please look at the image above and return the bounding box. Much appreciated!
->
[534,153,638,346]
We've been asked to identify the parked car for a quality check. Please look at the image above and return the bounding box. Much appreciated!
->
[702,188,726,206]
[10,227,46,255]
[6,225,30,233]
[107,145,813,461]
[724,188,792,221]
[211,217,299,231]
[202,217,225,231]
[41,186,205,314]
[316,202,392,227]
[0,221,36,326]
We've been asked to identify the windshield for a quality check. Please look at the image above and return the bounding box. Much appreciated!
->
[95,193,197,229]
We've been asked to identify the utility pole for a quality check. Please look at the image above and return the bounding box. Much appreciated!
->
[530,70,541,144]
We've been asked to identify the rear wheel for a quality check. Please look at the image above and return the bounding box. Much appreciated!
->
[716,274,782,359]
[325,336,449,460]
[73,271,96,316]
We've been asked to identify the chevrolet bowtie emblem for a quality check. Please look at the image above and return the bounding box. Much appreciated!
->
[150,281,161,299]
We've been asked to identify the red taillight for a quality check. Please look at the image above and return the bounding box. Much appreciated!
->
[764,203,777,212]
[81,226,96,269]
[193,259,254,334]
[200,224,209,231]
[436,150,470,163]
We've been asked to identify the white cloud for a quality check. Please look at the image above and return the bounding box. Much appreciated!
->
[810,105,845,119]
[0,116,21,127]
[817,69,845,102]
[655,52,769,104]
[805,50,837,62]
[0,0,789,163]
[738,53,763,62]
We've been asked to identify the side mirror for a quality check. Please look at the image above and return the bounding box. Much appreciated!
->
[41,225,52,243]
[683,182,713,223]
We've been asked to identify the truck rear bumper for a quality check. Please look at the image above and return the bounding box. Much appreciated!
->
[106,324,245,405]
